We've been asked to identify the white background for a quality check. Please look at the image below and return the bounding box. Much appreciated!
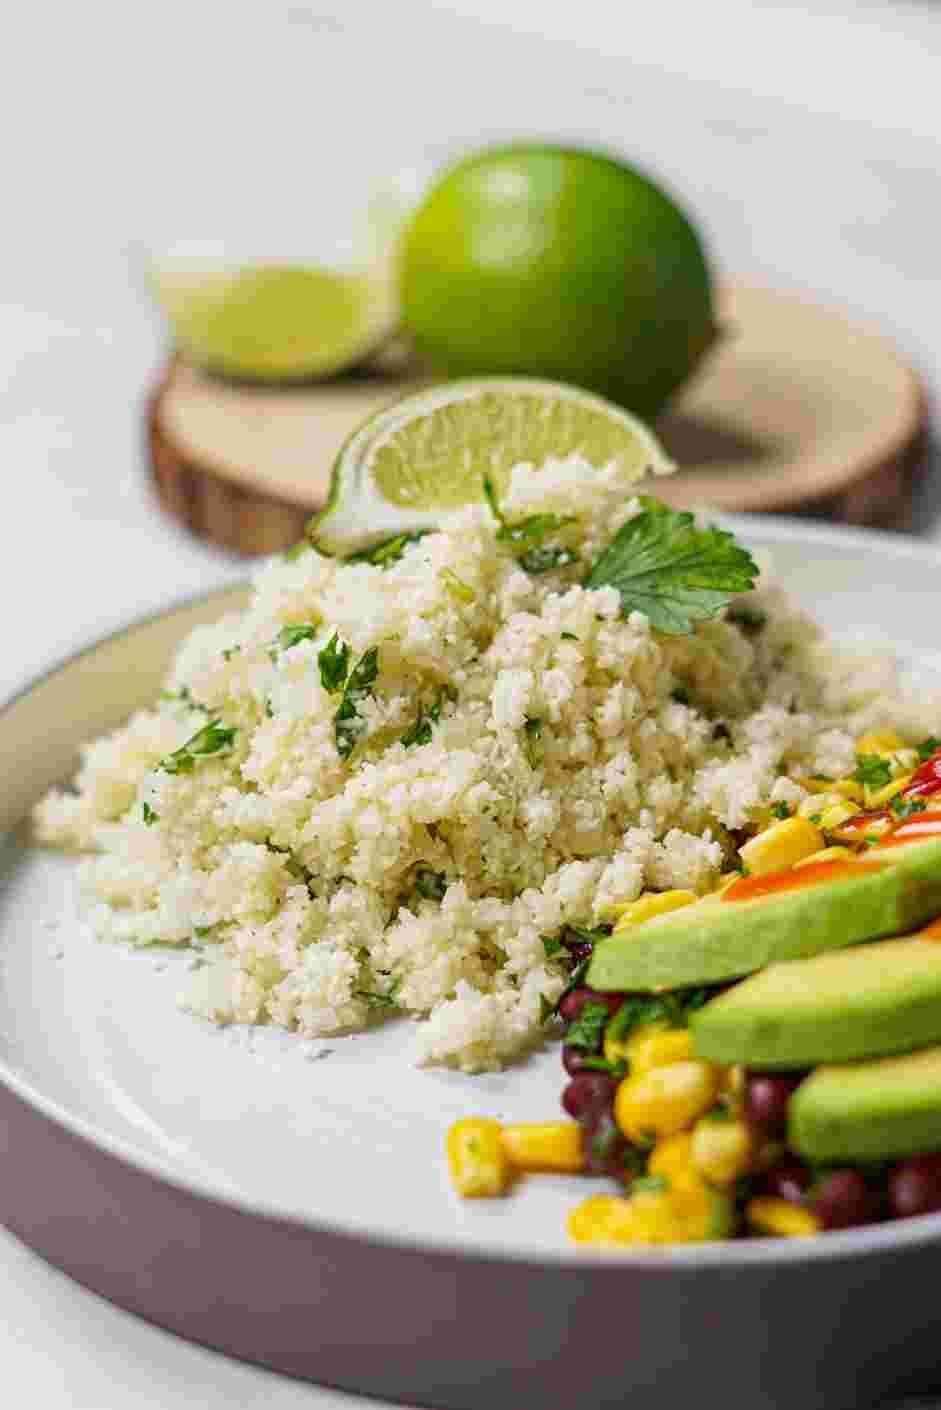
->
[2,1,941,1403]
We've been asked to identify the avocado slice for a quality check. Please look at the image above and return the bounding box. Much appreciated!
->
[691,931,941,1068]
[587,837,941,994]
[790,1046,941,1162]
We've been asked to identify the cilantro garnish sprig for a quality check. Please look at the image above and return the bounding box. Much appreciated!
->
[345,531,430,568]
[318,632,351,693]
[584,498,758,635]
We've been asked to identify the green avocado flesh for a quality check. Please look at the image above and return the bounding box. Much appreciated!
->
[586,837,941,994]
[790,1046,941,1162]
[691,934,941,1069]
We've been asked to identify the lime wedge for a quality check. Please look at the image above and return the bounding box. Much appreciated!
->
[150,263,399,383]
[310,378,674,554]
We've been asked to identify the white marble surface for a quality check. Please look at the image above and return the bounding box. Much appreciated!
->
[2,0,941,1403]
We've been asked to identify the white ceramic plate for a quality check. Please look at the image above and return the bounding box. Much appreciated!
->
[3,515,941,1265]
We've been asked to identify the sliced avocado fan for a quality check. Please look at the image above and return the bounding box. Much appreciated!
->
[691,928,941,1069]
[586,836,941,994]
[790,1046,941,1163]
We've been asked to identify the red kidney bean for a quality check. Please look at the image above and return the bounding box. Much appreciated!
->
[888,1154,941,1219]
[558,987,623,1028]
[561,1071,617,1122]
[812,1170,881,1230]
[581,1108,629,1176]
[759,1158,812,1206]
[744,1072,804,1135]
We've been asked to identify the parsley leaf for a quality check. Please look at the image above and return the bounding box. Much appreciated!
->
[142,801,158,825]
[771,801,792,820]
[853,754,893,790]
[318,632,351,694]
[560,631,578,641]
[334,647,379,758]
[584,498,758,635]
[345,531,429,568]
[542,933,564,959]
[670,686,691,705]
[160,720,237,774]
[890,794,927,819]
[604,987,713,1043]
[917,737,941,763]
[563,999,610,1052]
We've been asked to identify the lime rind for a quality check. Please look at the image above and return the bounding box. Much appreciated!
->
[310,378,674,555]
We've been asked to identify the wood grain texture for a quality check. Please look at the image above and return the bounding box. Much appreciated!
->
[147,283,929,555]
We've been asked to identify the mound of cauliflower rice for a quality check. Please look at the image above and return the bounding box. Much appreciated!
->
[34,462,936,1071]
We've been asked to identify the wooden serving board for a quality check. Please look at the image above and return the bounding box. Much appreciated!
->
[148,282,928,556]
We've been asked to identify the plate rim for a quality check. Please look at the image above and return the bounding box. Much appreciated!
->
[6,511,941,1271]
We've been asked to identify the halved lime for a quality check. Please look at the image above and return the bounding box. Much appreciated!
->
[150,262,399,383]
[309,378,674,554]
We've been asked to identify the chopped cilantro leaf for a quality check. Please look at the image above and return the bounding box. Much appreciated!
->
[917,737,941,763]
[563,999,610,1052]
[284,538,313,561]
[222,646,241,661]
[727,604,768,635]
[542,956,592,1024]
[160,720,237,774]
[274,623,318,655]
[560,631,578,641]
[318,633,351,694]
[808,813,823,826]
[355,978,401,1010]
[345,531,430,567]
[605,987,713,1044]
[853,754,893,790]
[414,868,447,902]
[542,933,564,959]
[584,498,758,635]
[890,794,927,819]
[402,688,454,749]
[142,801,158,825]
[334,647,380,758]
[631,1174,670,1195]
[580,1054,629,1078]
[671,686,691,705]
[483,475,577,574]
[771,801,792,820]
[539,993,556,1025]
[523,716,544,769]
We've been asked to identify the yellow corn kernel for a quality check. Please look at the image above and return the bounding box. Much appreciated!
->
[500,1121,584,1174]
[624,1024,695,1076]
[746,1197,820,1239]
[447,1119,512,1198]
[614,1061,721,1144]
[866,773,913,810]
[612,890,697,933]
[567,1194,638,1245]
[794,846,853,868]
[648,1131,696,1183]
[856,730,905,755]
[739,817,823,876]
[691,1116,754,1185]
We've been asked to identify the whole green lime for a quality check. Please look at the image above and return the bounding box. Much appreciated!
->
[400,144,716,418]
